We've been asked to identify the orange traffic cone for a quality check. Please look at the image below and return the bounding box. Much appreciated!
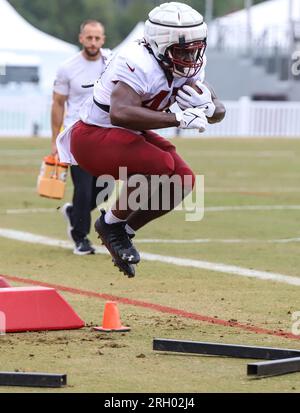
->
[93,301,130,332]
[0,277,11,288]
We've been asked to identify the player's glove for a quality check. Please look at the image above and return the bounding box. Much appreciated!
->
[175,107,208,132]
[176,81,216,118]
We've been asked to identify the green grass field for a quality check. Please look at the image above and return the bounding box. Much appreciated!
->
[0,137,300,393]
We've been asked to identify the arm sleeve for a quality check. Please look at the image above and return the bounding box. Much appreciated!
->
[111,54,149,96]
[53,65,70,96]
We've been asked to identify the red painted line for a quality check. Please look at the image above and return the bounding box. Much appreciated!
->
[1,274,299,341]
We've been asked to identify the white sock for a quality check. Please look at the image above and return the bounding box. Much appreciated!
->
[104,209,126,225]
[125,224,135,236]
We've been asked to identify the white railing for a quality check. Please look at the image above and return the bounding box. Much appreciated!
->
[0,94,52,138]
[0,95,300,138]
[160,98,300,138]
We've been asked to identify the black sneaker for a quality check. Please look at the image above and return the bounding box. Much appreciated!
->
[95,210,140,276]
[74,238,96,256]
[61,203,75,242]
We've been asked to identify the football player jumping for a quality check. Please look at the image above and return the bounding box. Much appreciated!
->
[57,2,226,278]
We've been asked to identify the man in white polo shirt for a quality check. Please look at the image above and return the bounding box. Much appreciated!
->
[51,19,112,255]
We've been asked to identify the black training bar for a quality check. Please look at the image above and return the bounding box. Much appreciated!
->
[153,339,300,360]
[0,372,67,388]
[247,357,300,378]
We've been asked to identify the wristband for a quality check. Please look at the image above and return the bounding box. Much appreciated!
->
[175,112,183,126]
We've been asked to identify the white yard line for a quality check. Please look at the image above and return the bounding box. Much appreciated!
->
[0,228,299,287]
[4,208,58,215]
[187,151,296,158]
[3,204,300,215]
[204,205,300,212]
[0,229,79,251]
[136,238,300,244]
[205,188,300,193]
[273,238,300,244]
[136,239,252,244]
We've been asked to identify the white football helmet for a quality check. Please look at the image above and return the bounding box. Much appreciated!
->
[144,2,207,78]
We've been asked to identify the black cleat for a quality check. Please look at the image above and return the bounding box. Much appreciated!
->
[112,258,135,278]
[95,210,140,265]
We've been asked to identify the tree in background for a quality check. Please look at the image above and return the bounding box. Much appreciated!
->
[8,0,86,43]
[8,0,267,48]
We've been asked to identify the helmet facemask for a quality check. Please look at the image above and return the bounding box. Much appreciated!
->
[166,39,207,78]
[144,2,208,78]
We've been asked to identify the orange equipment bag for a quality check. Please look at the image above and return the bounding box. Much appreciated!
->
[37,155,68,200]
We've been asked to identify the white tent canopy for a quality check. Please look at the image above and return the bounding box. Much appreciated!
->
[0,0,76,52]
[208,0,300,50]
[0,0,78,90]
[113,22,145,54]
